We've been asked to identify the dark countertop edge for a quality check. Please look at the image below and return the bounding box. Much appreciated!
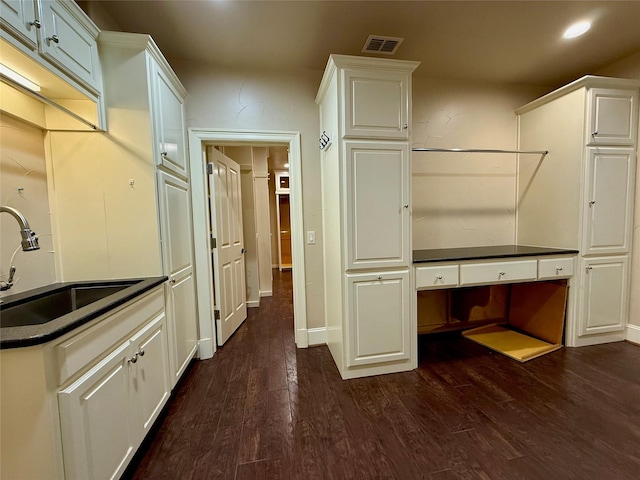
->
[413,245,579,263]
[0,276,167,349]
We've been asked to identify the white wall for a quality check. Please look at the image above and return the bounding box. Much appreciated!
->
[0,115,56,296]
[596,51,640,329]
[173,61,326,329]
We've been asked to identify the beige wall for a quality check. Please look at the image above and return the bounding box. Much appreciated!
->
[596,51,640,328]
[0,115,56,297]
[172,61,326,329]
[411,78,546,248]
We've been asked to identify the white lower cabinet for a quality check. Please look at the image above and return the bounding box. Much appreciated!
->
[346,270,411,367]
[579,256,629,337]
[56,288,170,480]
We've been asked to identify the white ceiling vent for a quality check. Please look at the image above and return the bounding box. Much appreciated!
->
[362,35,404,55]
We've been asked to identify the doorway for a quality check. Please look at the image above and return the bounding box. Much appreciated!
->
[188,129,307,359]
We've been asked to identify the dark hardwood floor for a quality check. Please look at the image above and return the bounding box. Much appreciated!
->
[127,270,640,480]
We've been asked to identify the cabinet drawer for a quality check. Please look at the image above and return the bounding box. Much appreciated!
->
[54,287,164,386]
[538,256,575,279]
[460,259,537,286]
[415,264,458,289]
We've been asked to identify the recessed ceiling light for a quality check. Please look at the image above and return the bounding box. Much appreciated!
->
[563,21,591,39]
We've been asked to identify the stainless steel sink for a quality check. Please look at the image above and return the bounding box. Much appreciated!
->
[0,281,137,328]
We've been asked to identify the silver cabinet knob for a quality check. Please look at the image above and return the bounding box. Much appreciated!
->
[128,354,138,364]
[403,123,408,130]
[161,151,168,157]
[170,278,176,284]
[138,349,145,357]
[586,265,593,271]
[377,275,382,280]
[403,204,409,209]
[556,266,563,271]
[591,130,598,137]
[28,19,41,28]
[47,34,59,44]
[499,271,506,276]
[436,275,443,280]
[589,200,596,206]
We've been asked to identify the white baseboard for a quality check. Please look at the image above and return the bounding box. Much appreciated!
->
[307,327,327,346]
[247,300,260,308]
[197,338,215,359]
[259,290,272,297]
[626,324,640,345]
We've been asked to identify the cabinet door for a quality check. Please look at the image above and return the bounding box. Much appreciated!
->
[582,148,635,255]
[579,256,628,336]
[345,142,409,269]
[39,0,101,92]
[0,0,39,48]
[129,313,171,441]
[153,63,188,178]
[58,342,136,480]
[346,270,411,367]
[157,170,198,385]
[343,68,410,139]
[587,88,638,146]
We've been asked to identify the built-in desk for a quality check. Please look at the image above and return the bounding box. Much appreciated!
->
[414,245,578,290]
[413,245,579,361]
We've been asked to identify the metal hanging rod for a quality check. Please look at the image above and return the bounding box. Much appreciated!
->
[412,148,548,155]
[0,73,102,132]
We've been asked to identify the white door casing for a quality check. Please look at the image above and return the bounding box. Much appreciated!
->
[188,129,307,351]
[207,146,247,345]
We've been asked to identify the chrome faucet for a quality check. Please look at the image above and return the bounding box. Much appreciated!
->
[1,205,40,251]
[1,206,40,293]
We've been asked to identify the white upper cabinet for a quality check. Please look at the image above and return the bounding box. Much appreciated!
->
[0,0,39,48]
[345,141,409,269]
[39,0,101,92]
[587,88,638,145]
[582,147,635,255]
[152,61,189,178]
[343,67,410,140]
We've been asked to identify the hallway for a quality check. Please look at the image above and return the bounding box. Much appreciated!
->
[127,269,640,480]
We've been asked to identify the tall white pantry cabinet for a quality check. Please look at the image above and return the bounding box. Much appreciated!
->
[516,76,639,347]
[50,31,198,386]
[316,54,419,379]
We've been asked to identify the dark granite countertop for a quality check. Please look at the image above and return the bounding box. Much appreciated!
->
[413,245,579,263]
[0,276,167,349]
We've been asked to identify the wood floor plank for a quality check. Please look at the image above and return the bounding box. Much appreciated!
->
[127,269,640,480]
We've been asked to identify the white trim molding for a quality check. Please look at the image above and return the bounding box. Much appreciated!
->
[188,128,309,353]
[626,324,640,345]
[307,327,327,346]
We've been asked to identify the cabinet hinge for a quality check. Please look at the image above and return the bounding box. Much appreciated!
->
[211,236,216,249]
[207,163,214,175]
[214,310,220,320]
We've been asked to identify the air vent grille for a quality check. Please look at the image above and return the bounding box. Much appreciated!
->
[362,35,404,55]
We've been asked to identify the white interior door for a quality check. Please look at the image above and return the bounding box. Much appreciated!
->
[207,146,247,345]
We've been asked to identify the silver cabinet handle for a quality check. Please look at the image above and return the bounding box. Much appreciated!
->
[128,354,138,364]
[28,19,41,28]
[47,34,59,44]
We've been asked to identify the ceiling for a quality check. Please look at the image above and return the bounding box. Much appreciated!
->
[92,0,640,88]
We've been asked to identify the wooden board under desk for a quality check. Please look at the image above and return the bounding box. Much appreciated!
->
[414,245,576,360]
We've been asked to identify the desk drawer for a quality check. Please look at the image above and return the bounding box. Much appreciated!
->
[538,256,575,279]
[416,264,459,289]
[460,259,537,286]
